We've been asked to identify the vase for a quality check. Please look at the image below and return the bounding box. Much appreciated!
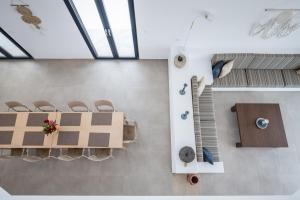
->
[187,174,199,185]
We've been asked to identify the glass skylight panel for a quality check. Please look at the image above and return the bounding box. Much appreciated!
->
[72,0,113,57]
[0,52,5,57]
[0,32,27,57]
[103,0,135,57]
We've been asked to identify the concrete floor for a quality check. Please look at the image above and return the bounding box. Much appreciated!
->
[0,60,299,195]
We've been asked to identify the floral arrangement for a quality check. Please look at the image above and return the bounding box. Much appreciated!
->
[43,119,58,135]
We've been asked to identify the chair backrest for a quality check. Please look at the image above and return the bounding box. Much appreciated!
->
[94,100,114,112]
[5,101,32,112]
[68,101,90,112]
[88,148,112,161]
[22,149,44,162]
[33,100,56,112]
[123,120,137,143]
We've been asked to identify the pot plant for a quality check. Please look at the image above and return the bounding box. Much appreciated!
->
[43,119,58,135]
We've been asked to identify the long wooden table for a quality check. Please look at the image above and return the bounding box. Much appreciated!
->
[0,112,124,149]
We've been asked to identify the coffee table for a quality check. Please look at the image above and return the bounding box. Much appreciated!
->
[231,103,288,148]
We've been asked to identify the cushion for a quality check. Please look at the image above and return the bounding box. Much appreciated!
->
[197,77,206,97]
[282,70,300,87]
[212,60,225,78]
[219,60,234,78]
[246,69,285,87]
[203,147,214,165]
[213,69,248,87]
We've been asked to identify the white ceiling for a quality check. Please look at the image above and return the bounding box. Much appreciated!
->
[0,0,300,59]
[0,0,92,59]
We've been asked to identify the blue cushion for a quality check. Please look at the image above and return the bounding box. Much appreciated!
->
[203,147,214,165]
[212,60,225,79]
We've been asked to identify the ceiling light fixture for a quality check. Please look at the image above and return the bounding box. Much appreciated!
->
[11,0,42,29]
[249,9,300,39]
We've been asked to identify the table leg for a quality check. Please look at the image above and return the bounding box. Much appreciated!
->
[231,105,236,112]
[236,142,242,148]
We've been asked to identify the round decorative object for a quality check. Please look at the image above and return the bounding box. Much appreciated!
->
[179,146,195,164]
[256,118,269,129]
[174,54,186,68]
[16,5,32,16]
[187,174,199,185]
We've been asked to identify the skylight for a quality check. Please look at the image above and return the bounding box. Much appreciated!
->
[65,0,138,59]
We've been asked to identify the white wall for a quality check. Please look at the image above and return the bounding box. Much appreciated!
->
[135,0,300,59]
[0,0,300,59]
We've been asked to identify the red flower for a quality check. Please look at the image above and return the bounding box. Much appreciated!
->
[44,119,49,123]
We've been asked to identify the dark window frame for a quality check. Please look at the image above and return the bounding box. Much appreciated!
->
[64,0,139,60]
[0,27,33,60]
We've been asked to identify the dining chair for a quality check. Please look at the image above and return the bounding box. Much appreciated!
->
[10,148,24,157]
[123,120,138,144]
[49,148,61,159]
[5,101,32,112]
[86,148,113,162]
[68,101,90,112]
[82,148,90,158]
[94,100,115,112]
[0,149,11,160]
[22,148,50,162]
[57,148,83,161]
[33,100,57,112]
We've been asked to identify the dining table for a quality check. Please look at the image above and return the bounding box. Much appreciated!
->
[0,111,124,149]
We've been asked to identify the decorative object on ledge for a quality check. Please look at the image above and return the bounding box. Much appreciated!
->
[296,68,300,75]
[249,9,300,39]
[181,111,189,120]
[174,54,187,68]
[11,1,42,29]
[179,83,188,95]
[174,11,213,69]
[43,119,58,135]
[256,117,269,129]
[179,146,195,166]
[187,174,199,185]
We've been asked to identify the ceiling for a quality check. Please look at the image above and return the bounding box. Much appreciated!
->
[0,0,300,59]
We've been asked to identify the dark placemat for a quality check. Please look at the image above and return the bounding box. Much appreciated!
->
[0,131,14,144]
[91,113,112,126]
[23,132,45,146]
[0,114,17,127]
[57,131,79,146]
[88,132,110,147]
[26,113,49,127]
[60,113,82,126]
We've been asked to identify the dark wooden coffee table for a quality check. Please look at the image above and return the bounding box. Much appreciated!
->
[231,103,288,148]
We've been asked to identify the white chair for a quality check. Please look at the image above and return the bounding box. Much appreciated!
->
[5,101,32,112]
[57,148,83,161]
[33,100,57,112]
[22,148,50,162]
[123,120,138,144]
[86,148,113,162]
[68,101,90,112]
[0,149,11,160]
[94,100,115,112]
[0,148,24,160]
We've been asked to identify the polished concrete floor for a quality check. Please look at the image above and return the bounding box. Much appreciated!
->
[0,60,299,195]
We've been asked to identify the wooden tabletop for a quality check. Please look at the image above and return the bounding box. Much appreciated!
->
[231,103,288,147]
[0,112,124,148]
